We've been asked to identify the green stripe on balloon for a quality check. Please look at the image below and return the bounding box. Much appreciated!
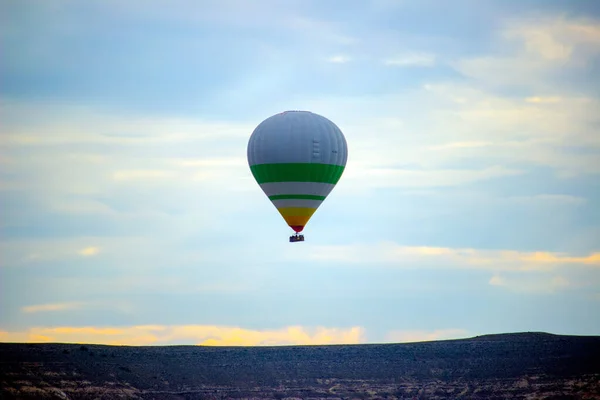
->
[250,163,345,184]
[268,194,326,201]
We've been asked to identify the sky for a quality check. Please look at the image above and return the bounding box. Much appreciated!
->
[1,0,599,346]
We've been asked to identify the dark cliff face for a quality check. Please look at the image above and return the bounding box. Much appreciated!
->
[1,332,600,400]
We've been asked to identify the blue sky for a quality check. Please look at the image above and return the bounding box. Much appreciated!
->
[1,0,599,346]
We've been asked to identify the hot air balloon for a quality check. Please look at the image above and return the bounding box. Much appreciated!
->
[247,110,348,242]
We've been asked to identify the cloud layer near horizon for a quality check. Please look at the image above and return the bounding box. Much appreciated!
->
[0,324,475,346]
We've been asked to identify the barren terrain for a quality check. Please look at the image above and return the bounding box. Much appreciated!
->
[1,332,599,399]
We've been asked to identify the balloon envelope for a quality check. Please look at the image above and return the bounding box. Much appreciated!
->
[247,111,348,233]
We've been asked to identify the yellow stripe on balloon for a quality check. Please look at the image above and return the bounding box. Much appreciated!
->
[276,207,317,227]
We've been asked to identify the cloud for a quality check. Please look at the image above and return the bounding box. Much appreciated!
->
[21,302,83,314]
[0,98,253,146]
[489,274,505,286]
[525,96,562,103]
[383,53,436,67]
[327,55,351,63]
[0,100,262,240]
[297,69,597,180]
[0,325,366,346]
[384,328,469,343]
[1,239,109,267]
[422,83,598,141]
[302,242,600,271]
[343,165,523,189]
[417,83,600,175]
[504,17,600,63]
[489,273,572,294]
[17,299,137,317]
[452,16,600,92]
[78,247,100,256]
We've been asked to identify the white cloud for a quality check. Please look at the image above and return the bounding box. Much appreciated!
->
[488,273,572,293]
[417,83,600,175]
[383,53,436,67]
[0,98,253,146]
[504,17,600,63]
[422,83,598,142]
[300,242,600,271]
[292,242,596,295]
[0,100,262,229]
[343,165,523,189]
[1,237,142,267]
[453,17,600,91]
[293,67,598,179]
[327,55,351,63]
